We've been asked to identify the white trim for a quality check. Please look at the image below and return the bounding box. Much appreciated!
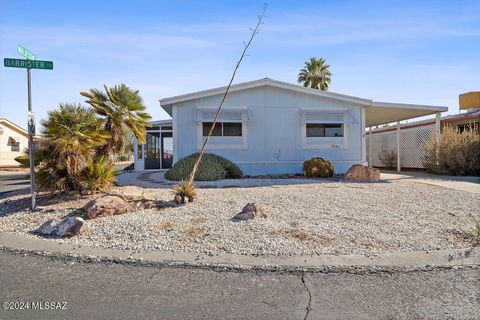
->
[371,101,447,112]
[396,121,401,172]
[301,111,349,149]
[235,160,361,164]
[361,107,366,164]
[172,105,178,164]
[160,78,372,106]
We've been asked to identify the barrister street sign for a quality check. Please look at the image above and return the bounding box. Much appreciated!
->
[17,44,37,60]
[4,58,53,70]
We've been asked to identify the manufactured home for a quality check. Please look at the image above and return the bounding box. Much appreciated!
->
[0,118,41,167]
[134,78,447,175]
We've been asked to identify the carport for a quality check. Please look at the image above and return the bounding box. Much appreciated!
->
[364,102,448,171]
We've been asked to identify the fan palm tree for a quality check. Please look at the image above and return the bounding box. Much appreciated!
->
[81,84,151,156]
[40,103,109,190]
[298,57,332,90]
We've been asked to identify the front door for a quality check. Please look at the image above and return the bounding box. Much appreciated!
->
[161,132,173,169]
[145,132,161,169]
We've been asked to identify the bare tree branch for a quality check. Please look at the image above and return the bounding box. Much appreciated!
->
[187,3,267,183]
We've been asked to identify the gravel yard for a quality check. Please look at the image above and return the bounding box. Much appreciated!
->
[0,179,478,256]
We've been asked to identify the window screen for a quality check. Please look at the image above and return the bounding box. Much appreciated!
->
[306,124,343,137]
[202,122,242,137]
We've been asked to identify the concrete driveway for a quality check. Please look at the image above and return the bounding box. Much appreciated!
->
[0,171,30,195]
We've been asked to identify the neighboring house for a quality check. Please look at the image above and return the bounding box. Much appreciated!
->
[134,78,447,174]
[367,92,480,170]
[0,118,41,167]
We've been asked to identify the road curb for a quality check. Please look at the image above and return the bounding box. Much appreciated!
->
[0,232,478,273]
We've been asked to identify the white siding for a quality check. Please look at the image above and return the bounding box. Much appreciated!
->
[174,85,364,175]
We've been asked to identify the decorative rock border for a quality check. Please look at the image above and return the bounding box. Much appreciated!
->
[1,232,478,273]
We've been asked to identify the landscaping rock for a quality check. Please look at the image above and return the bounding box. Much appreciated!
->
[231,203,268,221]
[345,164,380,182]
[37,216,88,237]
[83,195,136,220]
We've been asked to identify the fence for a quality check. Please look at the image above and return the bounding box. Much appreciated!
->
[366,123,435,169]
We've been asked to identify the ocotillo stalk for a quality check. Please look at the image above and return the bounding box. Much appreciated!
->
[187,4,267,183]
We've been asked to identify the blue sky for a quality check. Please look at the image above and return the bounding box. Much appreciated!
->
[1,0,479,128]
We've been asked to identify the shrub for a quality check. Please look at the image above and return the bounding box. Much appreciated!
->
[117,154,128,162]
[423,126,480,176]
[79,156,116,192]
[303,157,334,178]
[378,150,397,169]
[14,155,30,168]
[172,179,197,203]
[164,153,242,181]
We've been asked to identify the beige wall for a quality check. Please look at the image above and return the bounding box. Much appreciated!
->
[0,122,29,166]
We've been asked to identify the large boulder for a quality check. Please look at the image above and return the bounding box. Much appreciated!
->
[345,164,380,182]
[231,203,268,222]
[83,195,136,220]
[37,216,88,237]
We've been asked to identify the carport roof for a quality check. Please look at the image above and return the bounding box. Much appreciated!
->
[366,102,447,127]
[159,78,448,125]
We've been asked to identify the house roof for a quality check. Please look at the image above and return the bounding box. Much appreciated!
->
[160,78,372,106]
[159,78,448,126]
[0,118,41,139]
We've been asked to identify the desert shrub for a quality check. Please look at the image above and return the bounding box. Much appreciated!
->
[303,157,334,178]
[14,155,30,168]
[164,153,242,181]
[172,179,197,201]
[378,150,397,169]
[423,126,480,176]
[117,154,128,162]
[79,156,116,192]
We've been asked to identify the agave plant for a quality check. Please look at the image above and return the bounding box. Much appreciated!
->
[81,84,151,157]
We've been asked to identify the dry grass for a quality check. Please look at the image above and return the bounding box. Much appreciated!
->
[287,228,312,241]
[157,221,175,231]
[270,229,282,237]
[317,235,335,246]
[191,216,208,224]
[183,226,206,237]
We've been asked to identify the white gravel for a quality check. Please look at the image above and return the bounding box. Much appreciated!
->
[0,179,478,256]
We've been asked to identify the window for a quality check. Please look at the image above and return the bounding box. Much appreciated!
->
[202,122,242,137]
[11,142,20,152]
[137,143,143,159]
[161,126,172,131]
[306,124,343,137]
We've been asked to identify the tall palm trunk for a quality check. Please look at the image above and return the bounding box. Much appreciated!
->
[187,5,266,184]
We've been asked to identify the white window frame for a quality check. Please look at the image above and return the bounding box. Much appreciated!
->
[301,108,356,149]
[196,106,249,150]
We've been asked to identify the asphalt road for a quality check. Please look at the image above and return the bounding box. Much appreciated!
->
[0,172,30,195]
[0,250,478,320]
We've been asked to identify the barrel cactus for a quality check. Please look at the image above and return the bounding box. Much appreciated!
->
[303,157,334,178]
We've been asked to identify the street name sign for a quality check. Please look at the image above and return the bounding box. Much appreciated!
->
[4,58,53,70]
[17,44,37,60]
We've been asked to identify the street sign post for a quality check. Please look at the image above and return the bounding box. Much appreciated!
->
[17,44,37,60]
[4,46,53,210]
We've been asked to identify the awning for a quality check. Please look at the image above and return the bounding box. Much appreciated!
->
[301,108,357,124]
[195,107,249,123]
[365,102,448,127]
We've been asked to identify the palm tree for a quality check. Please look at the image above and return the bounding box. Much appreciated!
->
[81,84,151,156]
[39,103,108,190]
[298,57,332,90]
